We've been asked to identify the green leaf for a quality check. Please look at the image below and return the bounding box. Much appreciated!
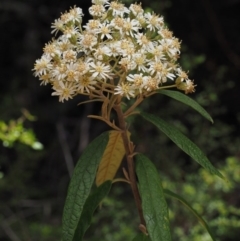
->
[62,132,109,241]
[136,154,172,241]
[132,233,152,241]
[141,112,223,179]
[73,181,112,241]
[158,90,213,123]
[164,189,216,241]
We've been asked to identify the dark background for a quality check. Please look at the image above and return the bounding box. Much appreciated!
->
[1,0,240,240]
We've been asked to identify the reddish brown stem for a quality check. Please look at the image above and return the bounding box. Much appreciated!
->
[114,98,146,226]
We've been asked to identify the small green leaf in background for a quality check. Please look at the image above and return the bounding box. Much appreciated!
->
[158,90,213,123]
[73,181,112,241]
[62,131,109,241]
[164,189,216,241]
[136,154,172,241]
[132,233,152,241]
[140,112,223,179]
[0,119,43,150]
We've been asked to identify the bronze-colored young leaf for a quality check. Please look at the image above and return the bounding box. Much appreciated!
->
[164,189,216,241]
[96,130,130,186]
[62,132,109,241]
[158,90,213,123]
[136,154,172,241]
[140,112,224,179]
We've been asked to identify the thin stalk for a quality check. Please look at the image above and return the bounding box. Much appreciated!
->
[96,81,115,89]
[114,97,146,226]
[123,95,144,117]
[107,94,118,120]
[88,115,121,131]
[158,84,177,90]
[143,84,178,99]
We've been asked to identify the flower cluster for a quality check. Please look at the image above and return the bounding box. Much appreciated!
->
[33,0,195,102]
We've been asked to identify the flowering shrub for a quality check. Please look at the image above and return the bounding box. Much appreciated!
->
[33,1,222,241]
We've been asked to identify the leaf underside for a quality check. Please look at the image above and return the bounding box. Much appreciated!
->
[96,130,129,186]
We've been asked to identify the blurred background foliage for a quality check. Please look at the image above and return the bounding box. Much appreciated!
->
[0,0,240,240]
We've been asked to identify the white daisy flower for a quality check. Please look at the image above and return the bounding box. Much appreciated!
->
[52,81,76,102]
[107,1,129,17]
[148,45,166,61]
[57,36,73,52]
[108,41,121,57]
[65,63,79,82]
[92,0,109,5]
[51,18,64,35]
[39,73,51,85]
[89,61,112,80]
[43,41,61,58]
[98,23,112,40]
[63,26,79,39]
[89,4,106,17]
[62,50,77,62]
[77,75,97,93]
[129,3,144,16]
[110,17,125,35]
[123,18,140,37]
[51,63,67,80]
[79,33,98,49]
[114,83,135,99]
[33,55,52,77]
[132,52,148,72]
[60,12,73,25]
[143,76,159,92]
[149,61,175,83]
[159,39,177,57]
[119,57,135,71]
[83,19,101,33]
[76,59,90,76]
[135,32,154,51]
[93,45,111,60]
[176,68,189,81]
[145,12,164,31]
[117,39,135,57]
[126,73,146,93]
[68,6,84,23]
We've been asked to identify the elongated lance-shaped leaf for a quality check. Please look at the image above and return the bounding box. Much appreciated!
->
[136,154,172,241]
[158,90,213,123]
[96,130,130,186]
[62,132,109,241]
[73,181,112,241]
[163,189,216,241]
[132,233,152,241]
[141,112,223,179]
